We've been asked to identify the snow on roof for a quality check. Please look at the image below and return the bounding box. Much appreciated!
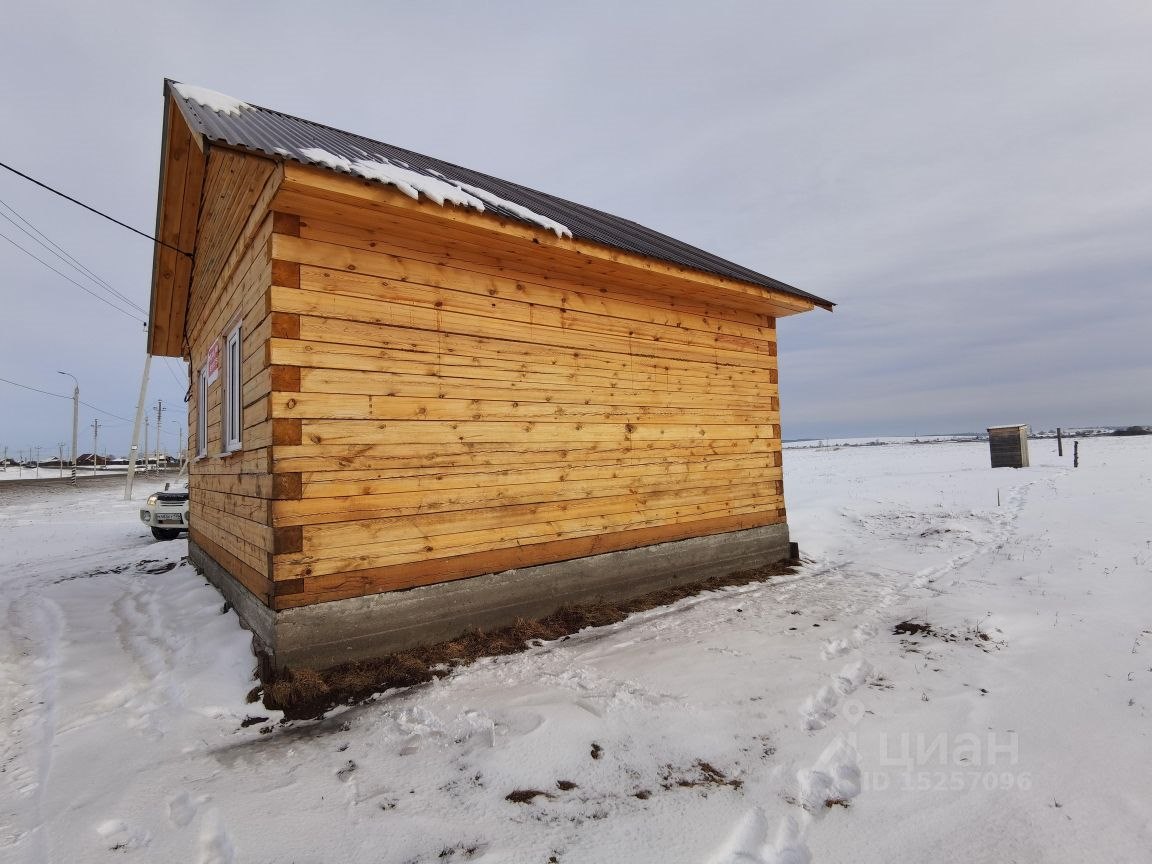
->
[164,80,832,308]
[171,83,249,117]
[297,147,571,238]
[453,180,572,239]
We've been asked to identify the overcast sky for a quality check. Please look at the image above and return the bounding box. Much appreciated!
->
[1,0,1149,457]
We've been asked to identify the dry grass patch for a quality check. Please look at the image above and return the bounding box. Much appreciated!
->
[505,789,553,804]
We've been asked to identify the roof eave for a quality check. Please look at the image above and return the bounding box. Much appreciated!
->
[165,84,833,312]
[146,83,206,357]
[275,160,826,318]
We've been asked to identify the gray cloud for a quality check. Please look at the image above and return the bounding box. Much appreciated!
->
[2,0,1149,456]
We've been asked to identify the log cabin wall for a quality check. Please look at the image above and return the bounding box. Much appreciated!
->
[265,166,787,611]
[185,148,281,605]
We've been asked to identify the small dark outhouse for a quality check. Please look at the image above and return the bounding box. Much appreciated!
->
[988,424,1030,468]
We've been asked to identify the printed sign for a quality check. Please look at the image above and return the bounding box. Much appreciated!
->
[205,339,221,384]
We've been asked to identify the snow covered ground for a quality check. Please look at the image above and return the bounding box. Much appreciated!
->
[2,438,1150,863]
[783,434,979,448]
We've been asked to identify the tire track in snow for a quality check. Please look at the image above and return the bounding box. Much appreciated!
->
[111,575,187,739]
[0,591,64,864]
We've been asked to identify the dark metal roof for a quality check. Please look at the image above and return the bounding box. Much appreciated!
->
[167,81,833,310]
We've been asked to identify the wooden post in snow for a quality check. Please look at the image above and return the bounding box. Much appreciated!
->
[1057,427,1063,457]
[1074,441,1079,468]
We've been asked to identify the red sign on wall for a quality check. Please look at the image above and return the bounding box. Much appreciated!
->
[205,339,221,384]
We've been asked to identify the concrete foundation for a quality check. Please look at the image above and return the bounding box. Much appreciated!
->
[189,521,791,670]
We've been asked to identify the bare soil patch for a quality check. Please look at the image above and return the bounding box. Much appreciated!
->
[893,618,1002,653]
[261,557,796,719]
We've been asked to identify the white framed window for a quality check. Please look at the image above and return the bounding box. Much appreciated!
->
[196,366,208,458]
[223,324,243,452]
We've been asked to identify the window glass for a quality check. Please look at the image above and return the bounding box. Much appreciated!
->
[224,326,242,451]
[197,367,208,457]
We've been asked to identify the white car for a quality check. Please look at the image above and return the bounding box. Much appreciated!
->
[140,485,190,540]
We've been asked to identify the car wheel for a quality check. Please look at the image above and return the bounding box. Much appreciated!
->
[151,527,181,541]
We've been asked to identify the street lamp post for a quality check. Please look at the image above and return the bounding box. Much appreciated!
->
[58,371,79,486]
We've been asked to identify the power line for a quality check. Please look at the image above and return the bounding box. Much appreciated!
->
[0,229,146,323]
[0,196,147,315]
[162,357,187,389]
[0,375,134,422]
[0,196,147,312]
[0,377,65,400]
[0,376,186,425]
[0,159,192,258]
[80,401,134,423]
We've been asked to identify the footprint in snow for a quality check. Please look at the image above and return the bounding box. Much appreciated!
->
[705,806,771,863]
[167,791,200,828]
[799,685,839,731]
[796,736,862,815]
[764,815,813,864]
[197,811,236,864]
[708,809,811,864]
[832,659,875,695]
[820,639,852,661]
[97,818,152,852]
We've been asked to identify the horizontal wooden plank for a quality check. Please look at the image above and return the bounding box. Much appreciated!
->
[277,495,785,581]
[192,486,272,523]
[272,335,779,394]
[289,307,779,382]
[295,367,776,409]
[276,467,783,526]
[298,454,780,494]
[274,168,815,317]
[287,486,785,563]
[191,498,275,552]
[285,249,777,354]
[272,391,775,425]
[274,508,785,608]
[190,505,270,573]
[190,527,273,606]
[282,200,780,328]
[189,446,271,475]
[297,418,776,447]
[272,282,774,371]
[271,437,779,473]
[190,471,274,498]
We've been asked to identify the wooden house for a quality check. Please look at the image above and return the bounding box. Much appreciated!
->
[147,81,834,669]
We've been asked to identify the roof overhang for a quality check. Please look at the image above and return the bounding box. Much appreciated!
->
[275,161,827,319]
[155,81,834,321]
[149,79,833,356]
[146,83,207,357]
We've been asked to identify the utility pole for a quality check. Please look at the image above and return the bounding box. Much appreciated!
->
[91,419,100,476]
[125,353,152,501]
[35,446,41,478]
[58,443,64,478]
[144,413,150,474]
[155,399,164,471]
[58,371,79,486]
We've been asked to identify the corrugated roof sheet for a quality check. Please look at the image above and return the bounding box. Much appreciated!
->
[167,81,832,310]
